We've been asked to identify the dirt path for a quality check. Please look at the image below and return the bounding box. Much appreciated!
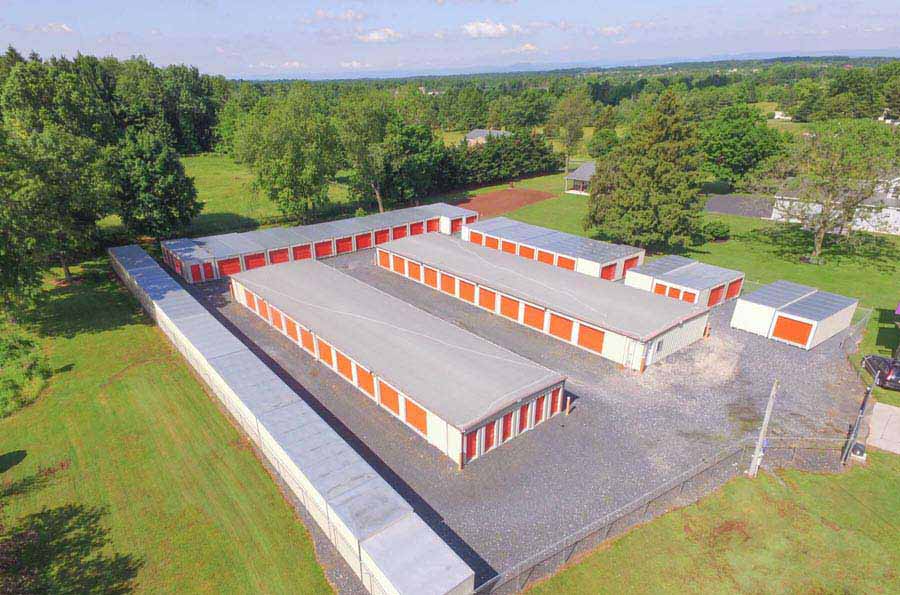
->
[454,187,555,218]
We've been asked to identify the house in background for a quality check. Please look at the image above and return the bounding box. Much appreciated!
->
[772,177,900,236]
[564,160,595,195]
[465,128,512,146]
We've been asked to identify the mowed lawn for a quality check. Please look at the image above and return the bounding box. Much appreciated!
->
[530,452,900,594]
[0,262,331,593]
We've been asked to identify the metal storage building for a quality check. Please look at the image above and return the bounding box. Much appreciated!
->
[160,202,477,284]
[462,217,644,281]
[230,260,565,466]
[378,234,710,371]
[108,245,474,595]
[730,280,858,350]
[624,255,745,307]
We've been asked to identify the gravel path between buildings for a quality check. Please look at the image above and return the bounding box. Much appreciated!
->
[188,249,863,590]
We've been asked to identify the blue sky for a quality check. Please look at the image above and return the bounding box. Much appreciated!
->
[2,1,899,78]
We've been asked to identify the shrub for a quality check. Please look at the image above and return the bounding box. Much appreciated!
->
[0,325,51,418]
[702,219,731,242]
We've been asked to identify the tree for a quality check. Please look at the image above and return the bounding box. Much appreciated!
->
[884,76,900,120]
[584,90,705,251]
[545,90,592,172]
[790,79,824,122]
[336,91,398,213]
[586,128,618,159]
[395,84,437,128]
[759,119,900,259]
[233,84,339,222]
[0,123,115,283]
[113,129,201,238]
[700,104,786,188]
[214,82,261,154]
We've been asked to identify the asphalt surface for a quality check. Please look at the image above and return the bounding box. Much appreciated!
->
[705,194,774,218]
[188,249,862,590]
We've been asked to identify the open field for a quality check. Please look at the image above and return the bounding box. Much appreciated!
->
[766,119,812,136]
[530,451,900,593]
[0,262,331,593]
[507,194,900,407]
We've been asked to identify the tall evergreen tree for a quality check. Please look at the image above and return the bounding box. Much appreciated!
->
[585,90,704,251]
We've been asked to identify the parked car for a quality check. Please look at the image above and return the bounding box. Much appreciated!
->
[862,355,900,391]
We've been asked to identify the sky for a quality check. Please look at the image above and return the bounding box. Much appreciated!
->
[2,1,899,79]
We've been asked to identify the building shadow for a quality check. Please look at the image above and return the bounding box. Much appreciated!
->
[0,450,27,475]
[875,308,899,354]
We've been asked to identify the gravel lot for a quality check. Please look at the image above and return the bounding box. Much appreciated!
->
[188,249,862,589]
[705,194,774,218]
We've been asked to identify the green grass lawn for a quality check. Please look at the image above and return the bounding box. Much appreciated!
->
[0,262,331,593]
[508,195,900,406]
[766,119,812,136]
[530,452,900,594]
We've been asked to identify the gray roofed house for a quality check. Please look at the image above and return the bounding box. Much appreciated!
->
[465,128,512,146]
[564,161,596,194]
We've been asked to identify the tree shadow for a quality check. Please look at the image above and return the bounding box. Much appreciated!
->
[17,260,150,340]
[0,451,26,475]
[187,212,264,236]
[737,224,898,266]
[874,308,899,354]
[0,504,143,594]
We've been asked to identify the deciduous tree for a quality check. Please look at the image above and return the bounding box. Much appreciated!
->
[700,103,786,187]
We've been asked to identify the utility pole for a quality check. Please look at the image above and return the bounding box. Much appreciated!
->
[748,380,779,478]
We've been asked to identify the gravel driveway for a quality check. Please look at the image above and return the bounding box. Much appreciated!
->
[188,250,862,589]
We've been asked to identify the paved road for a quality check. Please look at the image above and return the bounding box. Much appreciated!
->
[705,194,773,218]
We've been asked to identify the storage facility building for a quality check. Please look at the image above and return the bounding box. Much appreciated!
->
[730,281,858,350]
[624,255,745,307]
[109,245,474,595]
[230,260,566,466]
[378,234,710,371]
[462,217,644,281]
[161,202,477,284]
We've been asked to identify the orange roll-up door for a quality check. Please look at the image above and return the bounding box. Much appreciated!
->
[479,288,496,311]
[244,289,256,311]
[285,318,299,342]
[378,250,390,269]
[519,245,535,259]
[548,313,574,341]
[485,236,499,249]
[501,240,516,254]
[502,412,513,441]
[426,218,440,232]
[378,381,400,415]
[518,403,530,432]
[451,218,462,233]
[314,241,333,258]
[218,258,242,276]
[392,225,407,240]
[355,233,372,249]
[191,265,202,283]
[356,367,375,398]
[269,248,289,264]
[601,263,616,280]
[469,231,484,245]
[300,329,315,354]
[257,299,269,320]
[654,283,667,295]
[726,278,743,299]
[534,395,545,424]
[374,229,390,244]
[458,281,475,303]
[707,285,725,306]
[440,273,456,295]
[336,237,353,254]
[292,244,311,260]
[577,324,605,354]
[667,286,682,299]
[405,400,428,435]
[336,351,353,381]
[682,291,697,303]
[483,422,495,452]
[557,256,576,271]
[465,431,478,461]
[410,222,424,235]
[392,254,406,274]
[270,308,283,331]
[408,261,421,281]
[203,262,214,280]
[245,253,266,270]
[424,267,438,288]
[523,304,545,330]
[466,215,477,224]
[550,387,562,414]
[500,296,520,320]
[623,256,640,272]
[537,251,554,265]
[772,316,813,347]
[317,339,334,367]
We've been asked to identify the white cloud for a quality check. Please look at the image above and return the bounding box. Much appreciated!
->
[247,61,277,70]
[597,25,624,37]
[356,27,402,43]
[340,60,371,69]
[282,60,304,69]
[462,19,522,38]
[25,22,73,34]
[788,3,819,16]
[502,42,538,54]
[305,8,367,23]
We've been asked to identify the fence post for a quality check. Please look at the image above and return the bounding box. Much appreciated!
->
[749,380,779,477]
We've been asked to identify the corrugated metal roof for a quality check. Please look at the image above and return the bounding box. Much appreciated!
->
[631,255,743,291]
[466,217,642,264]
[384,234,708,343]
[564,161,596,182]
[781,290,858,322]
[109,244,158,271]
[233,260,564,430]
[740,280,816,309]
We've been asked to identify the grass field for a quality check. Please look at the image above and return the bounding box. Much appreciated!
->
[0,262,331,593]
[530,451,900,593]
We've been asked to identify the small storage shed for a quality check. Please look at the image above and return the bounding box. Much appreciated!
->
[730,281,858,350]
[624,255,745,307]
[230,260,565,467]
[379,234,710,371]
[160,202,477,284]
[564,161,595,194]
[463,217,644,281]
